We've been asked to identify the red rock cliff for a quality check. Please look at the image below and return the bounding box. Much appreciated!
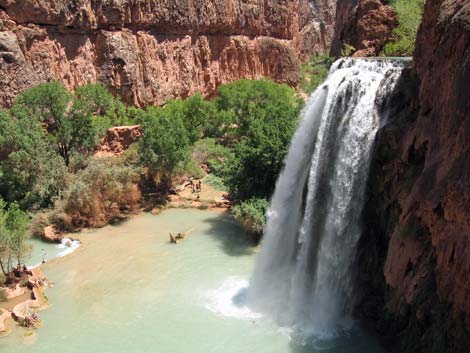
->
[330,0,397,57]
[357,1,470,352]
[0,0,336,107]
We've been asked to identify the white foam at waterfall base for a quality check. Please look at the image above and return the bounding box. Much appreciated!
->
[248,58,408,340]
[205,277,262,320]
[57,237,81,257]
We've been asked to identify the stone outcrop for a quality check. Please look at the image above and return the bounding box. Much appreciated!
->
[357,1,470,352]
[0,0,337,108]
[95,125,142,157]
[330,0,397,56]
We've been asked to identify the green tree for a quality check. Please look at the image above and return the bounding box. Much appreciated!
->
[0,110,68,209]
[216,80,301,199]
[74,83,131,138]
[0,199,30,275]
[139,107,191,185]
[11,82,99,165]
[162,94,217,144]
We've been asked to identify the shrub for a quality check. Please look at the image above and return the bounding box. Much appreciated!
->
[382,0,424,56]
[300,55,334,93]
[204,175,227,191]
[192,138,233,176]
[30,213,50,239]
[59,158,141,228]
[231,198,269,235]
[183,159,205,179]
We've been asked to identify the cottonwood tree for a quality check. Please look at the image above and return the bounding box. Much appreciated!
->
[138,106,190,187]
[10,82,111,166]
[0,199,30,275]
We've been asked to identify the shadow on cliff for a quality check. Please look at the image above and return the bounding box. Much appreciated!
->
[202,213,257,257]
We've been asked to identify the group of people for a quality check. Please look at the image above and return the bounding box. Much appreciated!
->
[188,179,202,193]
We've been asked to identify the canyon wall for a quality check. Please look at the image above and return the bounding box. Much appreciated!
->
[358,0,470,352]
[0,0,336,107]
[330,0,397,57]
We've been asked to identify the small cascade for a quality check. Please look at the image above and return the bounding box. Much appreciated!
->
[248,58,409,339]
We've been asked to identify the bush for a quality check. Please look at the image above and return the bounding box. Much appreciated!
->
[300,55,334,93]
[231,198,269,235]
[183,159,205,179]
[59,158,141,228]
[30,213,50,239]
[204,175,227,191]
[192,138,233,176]
[382,0,424,56]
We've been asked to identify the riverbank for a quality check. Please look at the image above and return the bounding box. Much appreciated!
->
[1,180,231,339]
[0,268,50,337]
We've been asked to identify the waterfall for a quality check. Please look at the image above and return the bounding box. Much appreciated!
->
[248,58,408,339]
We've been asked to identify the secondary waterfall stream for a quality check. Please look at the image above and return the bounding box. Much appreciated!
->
[248,58,408,339]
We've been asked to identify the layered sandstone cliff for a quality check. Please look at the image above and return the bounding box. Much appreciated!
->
[0,0,336,107]
[358,1,470,352]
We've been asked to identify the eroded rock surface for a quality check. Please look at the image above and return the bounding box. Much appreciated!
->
[95,125,142,157]
[0,0,336,107]
[330,0,397,56]
[358,1,470,352]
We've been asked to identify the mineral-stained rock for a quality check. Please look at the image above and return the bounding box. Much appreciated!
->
[357,1,470,352]
[330,0,397,57]
[0,0,337,107]
[95,125,142,157]
[43,225,62,243]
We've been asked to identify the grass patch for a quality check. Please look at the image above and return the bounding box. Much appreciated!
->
[382,0,424,56]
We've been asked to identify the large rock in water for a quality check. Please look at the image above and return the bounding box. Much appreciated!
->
[357,1,470,352]
[0,0,337,108]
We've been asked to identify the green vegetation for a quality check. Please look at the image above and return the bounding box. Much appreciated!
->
[216,80,301,200]
[383,0,424,56]
[1,78,301,240]
[232,198,270,236]
[0,199,30,276]
[139,106,191,185]
[340,44,356,57]
[204,175,227,191]
[300,55,334,94]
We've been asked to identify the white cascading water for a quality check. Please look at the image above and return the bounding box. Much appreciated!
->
[248,58,408,339]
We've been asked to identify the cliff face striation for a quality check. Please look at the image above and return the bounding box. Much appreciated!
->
[358,1,470,352]
[0,0,336,107]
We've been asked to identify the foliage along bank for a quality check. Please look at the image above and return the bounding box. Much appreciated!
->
[0,78,302,243]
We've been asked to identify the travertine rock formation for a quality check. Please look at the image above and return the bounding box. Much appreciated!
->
[95,125,142,157]
[330,0,397,56]
[0,0,336,107]
[358,1,470,352]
